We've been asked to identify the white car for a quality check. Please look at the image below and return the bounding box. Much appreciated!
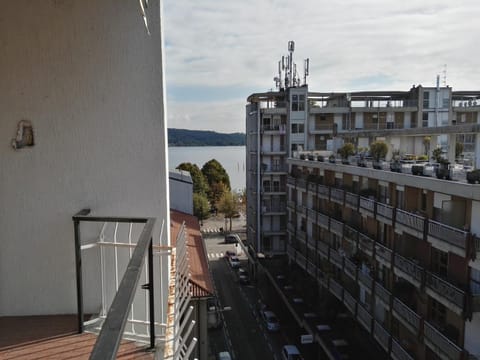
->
[218,351,232,360]
[261,310,280,331]
[228,256,240,268]
[281,345,303,360]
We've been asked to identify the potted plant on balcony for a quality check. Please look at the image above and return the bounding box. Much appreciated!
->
[390,149,402,172]
[370,141,388,170]
[432,147,451,180]
[338,143,355,165]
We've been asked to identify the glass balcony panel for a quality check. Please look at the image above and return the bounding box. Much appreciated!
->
[424,321,463,360]
[329,278,343,300]
[331,188,345,205]
[357,303,372,333]
[344,258,357,279]
[345,192,359,209]
[359,196,375,213]
[330,218,343,236]
[343,290,357,314]
[375,282,391,308]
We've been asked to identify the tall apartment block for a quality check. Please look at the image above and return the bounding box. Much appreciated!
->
[246,42,480,359]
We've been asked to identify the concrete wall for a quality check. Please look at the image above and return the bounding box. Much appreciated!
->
[169,171,194,215]
[0,1,169,316]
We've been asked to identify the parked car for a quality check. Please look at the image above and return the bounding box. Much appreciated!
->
[467,169,480,184]
[261,310,280,331]
[281,345,303,360]
[224,250,236,258]
[228,256,240,268]
[218,351,232,360]
[224,233,240,243]
[207,298,222,329]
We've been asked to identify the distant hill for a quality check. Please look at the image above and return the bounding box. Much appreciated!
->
[168,128,245,146]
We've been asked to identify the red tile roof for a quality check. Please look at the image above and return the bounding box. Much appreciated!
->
[170,210,214,299]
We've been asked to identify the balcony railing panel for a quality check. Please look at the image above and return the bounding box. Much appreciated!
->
[344,258,357,280]
[317,241,329,258]
[308,182,317,192]
[296,252,307,270]
[286,200,295,210]
[318,212,329,229]
[358,271,373,291]
[425,272,465,310]
[375,282,391,308]
[297,228,306,242]
[391,338,415,360]
[343,290,357,314]
[329,278,344,301]
[344,225,358,244]
[287,245,295,258]
[392,298,421,335]
[396,209,425,233]
[359,196,375,214]
[330,218,343,236]
[394,254,423,286]
[296,204,306,214]
[287,222,295,233]
[330,249,343,268]
[428,220,468,250]
[424,321,463,360]
[357,304,372,333]
[358,233,374,255]
[307,260,316,278]
[287,176,296,186]
[375,242,392,266]
[296,178,306,189]
[307,236,316,250]
[307,208,316,222]
[331,188,345,205]
[373,321,390,352]
[345,192,359,209]
[376,202,393,223]
[317,185,330,199]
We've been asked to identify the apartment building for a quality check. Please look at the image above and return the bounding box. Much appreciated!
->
[0,2,195,359]
[246,43,480,359]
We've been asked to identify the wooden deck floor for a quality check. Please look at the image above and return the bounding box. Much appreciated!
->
[0,315,154,359]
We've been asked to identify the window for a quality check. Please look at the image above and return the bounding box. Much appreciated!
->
[273,180,280,192]
[431,248,448,278]
[291,94,305,111]
[442,97,450,108]
[291,123,305,133]
[423,91,430,108]
[422,112,429,127]
[263,180,271,193]
[421,192,427,211]
[263,237,272,251]
[429,298,446,325]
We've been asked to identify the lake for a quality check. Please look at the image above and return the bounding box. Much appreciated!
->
[168,146,246,191]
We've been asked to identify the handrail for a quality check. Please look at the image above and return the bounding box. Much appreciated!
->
[72,210,157,360]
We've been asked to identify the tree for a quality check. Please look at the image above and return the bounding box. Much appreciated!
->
[193,193,210,225]
[456,142,464,159]
[217,190,238,232]
[176,162,209,196]
[202,159,231,204]
[369,141,388,162]
[337,143,355,160]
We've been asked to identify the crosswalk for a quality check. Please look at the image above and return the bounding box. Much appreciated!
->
[207,252,225,260]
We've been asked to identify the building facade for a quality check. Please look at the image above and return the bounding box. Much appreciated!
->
[246,43,480,359]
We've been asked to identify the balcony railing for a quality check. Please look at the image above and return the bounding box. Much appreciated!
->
[287,176,296,186]
[307,260,316,278]
[428,220,468,250]
[391,338,415,360]
[329,278,344,300]
[344,225,358,244]
[296,178,306,190]
[318,212,329,229]
[359,196,375,214]
[297,228,306,242]
[307,236,316,250]
[342,292,356,317]
[287,222,295,233]
[396,209,425,234]
[345,192,359,209]
[392,298,421,335]
[425,272,465,310]
[296,251,307,270]
[344,258,357,280]
[375,282,391,308]
[424,321,463,360]
[307,182,317,192]
[330,188,345,205]
[357,304,372,333]
[373,321,391,352]
[330,218,343,236]
[394,254,423,286]
[330,249,343,268]
[317,241,329,258]
[317,184,330,199]
[376,202,393,222]
[358,271,373,291]
[296,204,306,214]
[287,244,295,258]
[375,242,392,266]
[358,233,374,255]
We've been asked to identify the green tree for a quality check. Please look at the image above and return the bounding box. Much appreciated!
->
[337,143,355,160]
[370,141,388,161]
[217,190,238,232]
[193,193,210,225]
[201,159,231,204]
[176,162,209,196]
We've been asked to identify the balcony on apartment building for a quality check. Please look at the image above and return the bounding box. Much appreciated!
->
[261,123,287,134]
[261,163,288,174]
[261,144,287,155]
[287,240,468,360]
[0,212,194,360]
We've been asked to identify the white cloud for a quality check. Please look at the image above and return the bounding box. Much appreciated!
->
[163,0,480,132]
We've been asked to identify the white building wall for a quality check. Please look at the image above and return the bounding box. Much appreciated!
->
[169,171,193,215]
[0,1,169,316]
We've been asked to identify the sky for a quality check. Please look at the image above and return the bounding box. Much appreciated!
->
[163,0,480,133]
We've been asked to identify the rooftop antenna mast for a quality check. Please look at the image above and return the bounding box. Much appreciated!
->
[288,40,295,88]
[304,58,309,86]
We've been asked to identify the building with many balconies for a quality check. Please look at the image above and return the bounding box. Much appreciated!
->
[246,42,480,359]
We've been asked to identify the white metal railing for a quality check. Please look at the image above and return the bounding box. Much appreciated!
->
[345,192,359,209]
[330,218,343,236]
[359,196,375,213]
[396,209,425,233]
[425,272,465,309]
[392,298,421,334]
[391,338,415,360]
[376,202,393,220]
[428,220,468,250]
[373,321,390,352]
[424,321,463,360]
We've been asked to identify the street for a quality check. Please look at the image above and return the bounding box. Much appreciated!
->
[204,233,286,360]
